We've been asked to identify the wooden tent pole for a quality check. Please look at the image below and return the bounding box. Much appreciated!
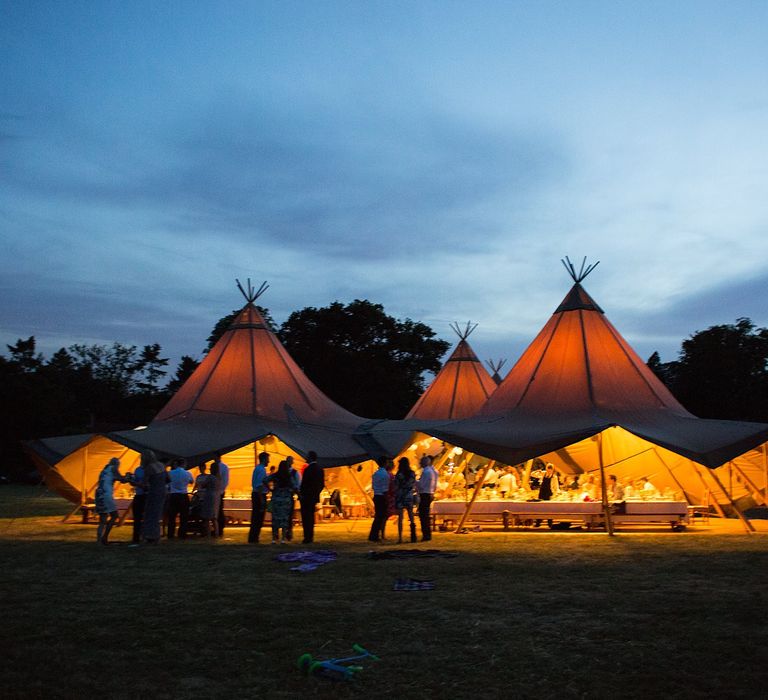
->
[652,448,693,504]
[433,445,453,472]
[347,465,374,510]
[81,444,89,506]
[764,443,768,506]
[705,466,755,534]
[692,464,727,519]
[730,462,768,507]
[598,432,614,536]
[454,460,495,533]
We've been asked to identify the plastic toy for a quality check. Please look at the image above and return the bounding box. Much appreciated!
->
[297,644,379,681]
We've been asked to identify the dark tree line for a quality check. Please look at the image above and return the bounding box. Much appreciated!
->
[647,317,768,423]
[0,300,448,478]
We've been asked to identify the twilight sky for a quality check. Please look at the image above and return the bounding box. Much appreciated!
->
[2,1,767,380]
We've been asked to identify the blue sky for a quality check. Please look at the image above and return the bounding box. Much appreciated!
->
[2,0,767,378]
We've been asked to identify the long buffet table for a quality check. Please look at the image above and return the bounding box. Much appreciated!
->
[431,500,690,530]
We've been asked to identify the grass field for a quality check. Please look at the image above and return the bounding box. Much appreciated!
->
[1,485,767,699]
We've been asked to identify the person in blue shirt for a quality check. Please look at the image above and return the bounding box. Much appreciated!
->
[248,451,270,543]
[167,458,194,539]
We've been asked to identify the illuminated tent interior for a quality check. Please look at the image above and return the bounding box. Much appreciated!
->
[364,259,768,527]
[27,280,374,510]
[405,322,497,420]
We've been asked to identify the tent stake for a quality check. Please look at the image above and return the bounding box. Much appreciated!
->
[598,432,614,536]
[454,461,495,533]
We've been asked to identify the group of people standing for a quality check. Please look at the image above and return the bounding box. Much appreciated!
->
[246,450,325,544]
[94,450,230,545]
[368,454,438,544]
[93,449,326,546]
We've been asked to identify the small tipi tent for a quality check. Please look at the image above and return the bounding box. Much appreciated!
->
[405,322,497,420]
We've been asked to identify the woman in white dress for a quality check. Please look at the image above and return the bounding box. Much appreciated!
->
[95,458,128,545]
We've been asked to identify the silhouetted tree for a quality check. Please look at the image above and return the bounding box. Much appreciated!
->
[135,343,169,392]
[671,318,768,422]
[280,300,450,417]
[166,355,201,394]
[646,351,678,388]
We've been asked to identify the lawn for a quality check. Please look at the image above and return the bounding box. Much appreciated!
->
[1,485,767,699]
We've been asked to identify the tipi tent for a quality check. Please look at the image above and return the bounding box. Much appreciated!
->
[363,259,768,526]
[405,322,497,420]
[29,281,373,507]
[486,359,507,386]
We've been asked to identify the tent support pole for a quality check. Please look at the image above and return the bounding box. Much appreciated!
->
[730,462,768,507]
[64,444,91,523]
[598,432,614,536]
[521,459,534,490]
[764,443,768,505]
[433,445,454,472]
[705,466,755,534]
[454,461,495,533]
[347,465,374,510]
[692,464,727,519]
[652,448,693,504]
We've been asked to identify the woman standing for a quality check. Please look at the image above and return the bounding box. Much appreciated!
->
[394,457,417,544]
[264,459,298,544]
[195,461,220,537]
[95,457,128,545]
[140,451,168,544]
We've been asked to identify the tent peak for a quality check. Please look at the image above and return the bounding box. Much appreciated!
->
[450,321,478,340]
[561,256,600,284]
[236,278,269,304]
[486,358,507,374]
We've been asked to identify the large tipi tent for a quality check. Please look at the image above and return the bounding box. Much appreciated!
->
[364,259,768,524]
[406,322,497,420]
[28,281,373,507]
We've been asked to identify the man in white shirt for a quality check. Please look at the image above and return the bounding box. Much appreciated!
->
[368,457,391,542]
[167,458,194,539]
[248,451,269,544]
[417,455,438,541]
[214,453,230,537]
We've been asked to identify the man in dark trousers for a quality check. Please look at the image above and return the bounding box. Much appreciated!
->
[248,451,269,543]
[299,451,324,544]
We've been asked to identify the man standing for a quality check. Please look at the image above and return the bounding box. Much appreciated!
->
[214,452,230,537]
[368,456,390,542]
[299,451,324,544]
[248,451,269,543]
[167,458,194,539]
[417,455,438,541]
[535,462,559,527]
[130,460,146,544]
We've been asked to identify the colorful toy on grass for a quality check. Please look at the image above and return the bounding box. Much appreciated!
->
[297,644,379,681]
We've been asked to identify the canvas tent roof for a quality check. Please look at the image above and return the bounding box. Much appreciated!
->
[405,322,497,420]
[432,279,768,469]
[30,288,372,504]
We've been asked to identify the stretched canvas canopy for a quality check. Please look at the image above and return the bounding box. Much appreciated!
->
[405,322,497,420]
[30,281,372,505]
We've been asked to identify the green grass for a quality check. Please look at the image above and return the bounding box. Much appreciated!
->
[1,485,767,699]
